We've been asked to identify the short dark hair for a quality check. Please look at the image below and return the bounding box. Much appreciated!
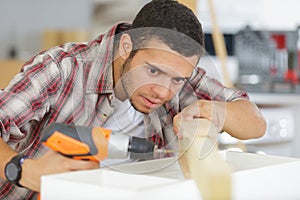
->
[129,0,204,58]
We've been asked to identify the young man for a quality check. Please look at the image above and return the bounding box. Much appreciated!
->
[0,0,266,199]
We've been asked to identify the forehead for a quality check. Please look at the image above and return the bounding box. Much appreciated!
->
[134,39,199,76]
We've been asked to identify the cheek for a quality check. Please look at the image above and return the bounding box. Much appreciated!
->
[140,84,177,100]
[131,84,152,97]
[123,71,154,95]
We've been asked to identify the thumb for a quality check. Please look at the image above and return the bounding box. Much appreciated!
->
[173,114,179,133]
[173,113,194,139]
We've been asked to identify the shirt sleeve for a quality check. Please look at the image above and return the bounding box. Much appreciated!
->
[0,52,63,150]
[179,67,249,107]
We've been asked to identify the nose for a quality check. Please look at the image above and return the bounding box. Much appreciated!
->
[152,83,173,100]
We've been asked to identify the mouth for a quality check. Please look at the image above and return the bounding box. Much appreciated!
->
[142,96,162,109]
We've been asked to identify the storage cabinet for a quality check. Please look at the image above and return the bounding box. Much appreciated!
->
[0,60,24,89]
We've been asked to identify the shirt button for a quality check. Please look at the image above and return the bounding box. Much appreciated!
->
[108,94,113,100]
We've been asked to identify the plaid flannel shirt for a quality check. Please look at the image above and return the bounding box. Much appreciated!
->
[0,23,248,199]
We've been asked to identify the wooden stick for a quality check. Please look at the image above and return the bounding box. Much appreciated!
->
[207,0,233,87]
[178,153,191,179]
[178,119,232,200]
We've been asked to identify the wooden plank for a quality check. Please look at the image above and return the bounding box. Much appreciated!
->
[178,119,232,200]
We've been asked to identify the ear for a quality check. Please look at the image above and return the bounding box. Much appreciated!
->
[118,33,133,59]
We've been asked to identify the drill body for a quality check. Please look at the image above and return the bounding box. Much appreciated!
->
[41,122,156,162]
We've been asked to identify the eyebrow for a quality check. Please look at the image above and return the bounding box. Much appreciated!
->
[145,62,190,80]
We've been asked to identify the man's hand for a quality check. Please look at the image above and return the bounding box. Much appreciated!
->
[173,100,226,138]
[20,149,99,192]
[173,99,266,140]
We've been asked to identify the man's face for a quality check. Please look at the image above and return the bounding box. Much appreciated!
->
[120,41,198,114]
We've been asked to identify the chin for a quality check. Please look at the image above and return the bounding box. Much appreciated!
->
[130,100,150,114]
[133,105,150,114]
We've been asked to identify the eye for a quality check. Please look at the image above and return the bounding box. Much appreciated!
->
[172,77,186,85]
[147,66,160,75]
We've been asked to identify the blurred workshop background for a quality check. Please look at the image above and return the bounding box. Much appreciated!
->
[1,0,300,158]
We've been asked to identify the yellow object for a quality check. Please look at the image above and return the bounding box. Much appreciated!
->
[178,0,197,13]
[207,0,233,87]
[178,119,232,200]
[43,30,88,50]
[0,59,24,89]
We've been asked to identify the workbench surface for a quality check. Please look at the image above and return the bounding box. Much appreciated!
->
[41,151,300,200]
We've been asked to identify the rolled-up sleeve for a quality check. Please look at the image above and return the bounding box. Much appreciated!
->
[0,53,62,151]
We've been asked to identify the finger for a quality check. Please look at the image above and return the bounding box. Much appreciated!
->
[173,114,180,133]
[173,115,184,139]
[180,102,202,119]
[44,150,99,171]
[64,157,100,171]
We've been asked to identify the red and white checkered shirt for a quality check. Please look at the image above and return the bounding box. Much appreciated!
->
[0,23,248,199]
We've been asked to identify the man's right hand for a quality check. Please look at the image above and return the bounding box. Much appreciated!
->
[20,149,99,192]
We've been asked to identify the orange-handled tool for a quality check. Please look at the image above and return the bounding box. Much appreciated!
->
[42,123,111,162]
[41,122,157,162]
[39,122,167,200]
